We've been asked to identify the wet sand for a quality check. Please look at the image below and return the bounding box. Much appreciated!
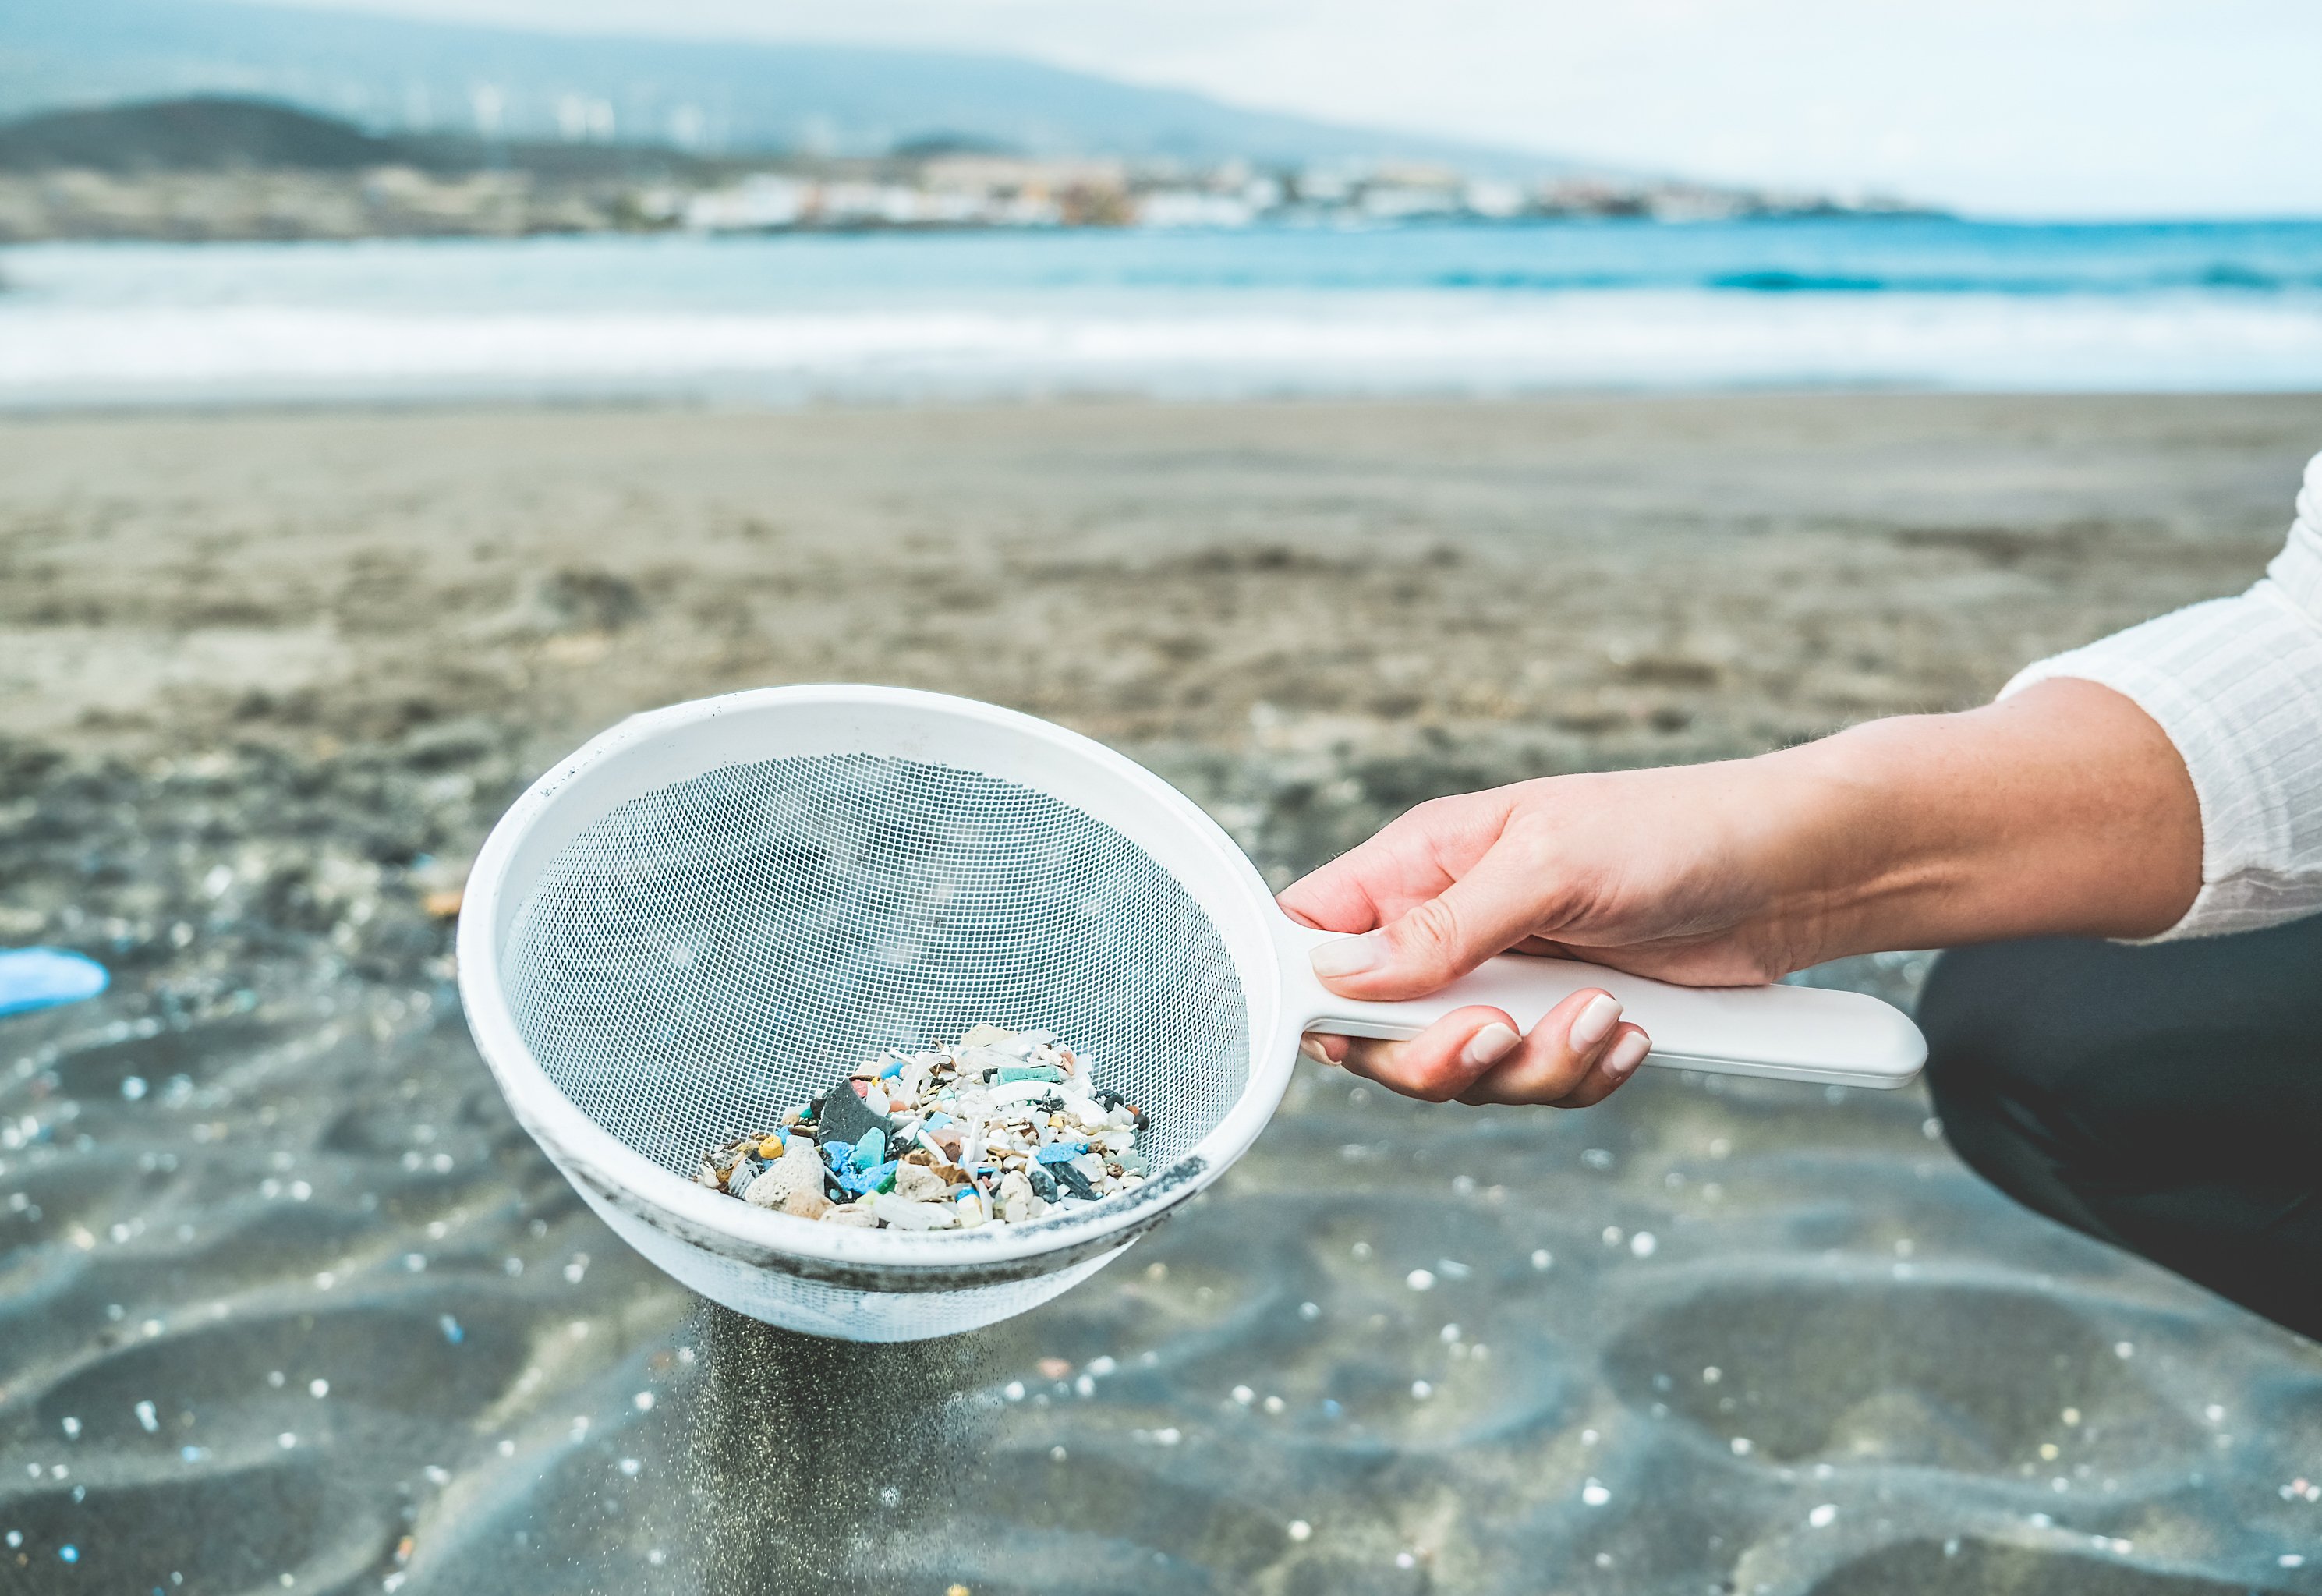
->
[3,393,2321,1594]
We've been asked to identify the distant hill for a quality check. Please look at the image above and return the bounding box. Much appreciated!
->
[0,95,724,181]
[0,96,394,173]
[0,0,1595,177]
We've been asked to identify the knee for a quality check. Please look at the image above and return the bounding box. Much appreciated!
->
[1916,947,2016,1115]
[1914,944,2063,1181]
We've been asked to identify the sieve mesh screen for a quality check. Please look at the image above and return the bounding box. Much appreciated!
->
[501,752,1251,1180]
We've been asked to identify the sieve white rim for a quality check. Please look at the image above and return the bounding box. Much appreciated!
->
[458,684,1299,1282]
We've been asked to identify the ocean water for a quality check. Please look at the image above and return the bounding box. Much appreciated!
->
[3,218,2322,405]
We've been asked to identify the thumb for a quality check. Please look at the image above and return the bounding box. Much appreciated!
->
[1306,840,1552,1000]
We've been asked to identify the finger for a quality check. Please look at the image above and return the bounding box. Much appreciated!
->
[1278,792,1511,935]
[1455,988,1632,1106]
[1319,1007,1524,1104]
[1545,1024,1652,1109]
[1278,835,1422,936]
[1306,830,1564,1002]
[1298,1032,1349,1066]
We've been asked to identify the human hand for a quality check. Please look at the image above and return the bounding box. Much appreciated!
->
[1280,680,2202,1109]
[1280,759,1803,1107]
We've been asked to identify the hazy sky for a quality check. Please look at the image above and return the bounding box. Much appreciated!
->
[261,0,2322,217]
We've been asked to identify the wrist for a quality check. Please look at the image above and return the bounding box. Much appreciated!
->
[1715,727,1931,967]
[1750,681,2201,956]
[1765,717,1967,957]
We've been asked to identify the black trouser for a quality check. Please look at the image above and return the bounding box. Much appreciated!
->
[1921,914,2322,1341]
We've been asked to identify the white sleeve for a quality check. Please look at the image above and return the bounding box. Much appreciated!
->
[1998,450,2322,940]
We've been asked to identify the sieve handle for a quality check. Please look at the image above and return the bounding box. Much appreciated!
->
[1276,920,1924,1089]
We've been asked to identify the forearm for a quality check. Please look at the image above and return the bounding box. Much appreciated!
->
[1761,678,2203,958]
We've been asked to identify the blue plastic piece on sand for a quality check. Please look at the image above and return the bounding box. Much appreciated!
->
[0,948,108,1018]
[1035,1142,1088,1165]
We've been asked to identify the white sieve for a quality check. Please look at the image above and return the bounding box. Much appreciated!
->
[458,685,1924,1342]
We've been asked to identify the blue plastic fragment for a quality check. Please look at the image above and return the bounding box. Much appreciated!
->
[997,1064,1064,1085]
[834,1159,897,1196]
[0,948,108,1019]
[1035,1142,1088,1165]
[878,1056,905,1080]
[924,1111,954,1133]
[851,1127,887,1171]
[439,1313,465,1345]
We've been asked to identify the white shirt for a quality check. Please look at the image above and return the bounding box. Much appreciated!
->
[2002,450,2322,940]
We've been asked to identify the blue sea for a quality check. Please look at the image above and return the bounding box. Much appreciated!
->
[4,217,2321,405]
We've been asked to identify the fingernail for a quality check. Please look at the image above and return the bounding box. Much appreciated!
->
[1299,1035,1335,1065]
[1462,1023,1521,1069]
[1602,1032,1651,1081]
[1570,993,1622,1050]
[1309,932,1384,981]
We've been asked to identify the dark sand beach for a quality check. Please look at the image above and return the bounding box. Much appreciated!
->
[4,393,2321,1593]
